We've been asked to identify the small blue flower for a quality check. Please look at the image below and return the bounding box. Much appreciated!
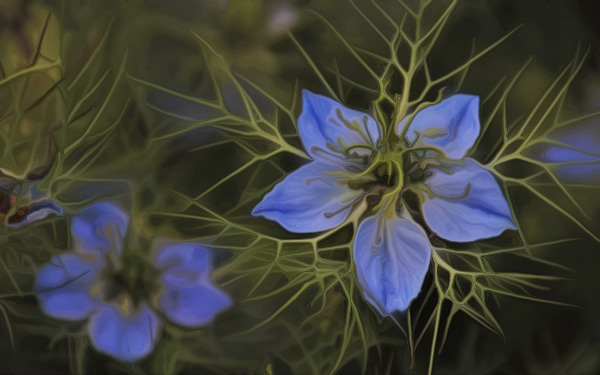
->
[1,183,62,229]
[35,201,232,362]
[253,91,516,316]
[524,120,600,184]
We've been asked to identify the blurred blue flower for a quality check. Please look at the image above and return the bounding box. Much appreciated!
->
[0,183,62,229]
[524,120,600,184]
[35,202,232,362]
[253,91,515,316]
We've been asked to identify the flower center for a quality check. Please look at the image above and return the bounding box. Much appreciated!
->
[376,151,405,185]
[342,149,407,213]
[402,150,437,184]
[101,252,160,311]
[344,149,405,190]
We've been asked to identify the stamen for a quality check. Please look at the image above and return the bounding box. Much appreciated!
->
[323,191,366,219]
[310,146,345,163]
[362,115,377,147]
[402,183,431,201]
[370,159,404,212]
[333,108,373,147]
[311,146,370,169]
[343,144,377,158]
[421,128,449,140]
[431,183,472,200]
[324,152,382,179]
[326,140,345,154]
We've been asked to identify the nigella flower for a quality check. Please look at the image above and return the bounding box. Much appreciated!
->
[523,120,600,185]
[35,202,232,362]
[253,91,516,316]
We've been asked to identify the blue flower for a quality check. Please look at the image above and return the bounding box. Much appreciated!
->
[524,120,600,184]
[253,91,516,316]
[1,183,62,229]
[35,201,232,362]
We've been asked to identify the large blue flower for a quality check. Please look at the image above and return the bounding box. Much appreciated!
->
[253,91,516,316]
[35,202,232,362]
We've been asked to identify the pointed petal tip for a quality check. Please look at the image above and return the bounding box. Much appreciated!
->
[300,89,320,106]
[250,202,264,217]
[301,88,321,99]
[353,213,431,318]
[446,93,479,104]
[300,89,330,112]
[456,93,479,101]
[447,93,480,114]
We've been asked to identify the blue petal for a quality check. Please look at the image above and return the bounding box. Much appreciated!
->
[9,201,63,228]
[524,123,600,184]
[35,254,98,321]
[530,145,600,183]
[422,158,516,242]
[553,163,600,184]
[71,201,130,257]
[87,304,161,362]
[155,242,212,286]
[155,243,232,327]
[548,121,600,155]
[400,94,480,160]
[353,212,431,315]
[534,146,599,163]
[252,161,361,233]
[298,90,382,163]
[159,284,232,328]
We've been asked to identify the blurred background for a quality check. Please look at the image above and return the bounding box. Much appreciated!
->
[0,0,599,374]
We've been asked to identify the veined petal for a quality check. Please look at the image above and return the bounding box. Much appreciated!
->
[252,161,361,233]
[71,201,130,257]
[87,304,161,362]
[35,254,98,321]
[155,242,232,327]
[353,211,431,315]
[400,94,480,160]
[422,158,516,242]
[299,90,381,163]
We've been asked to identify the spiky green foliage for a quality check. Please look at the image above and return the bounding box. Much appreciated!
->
[0,0,598,374]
